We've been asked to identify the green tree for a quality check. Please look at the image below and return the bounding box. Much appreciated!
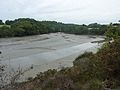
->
[0,20,4,25]
[5,20,14,25]
[0,26,12,37]
[105,23,120,41]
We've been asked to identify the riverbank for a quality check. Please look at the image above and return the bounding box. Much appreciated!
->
[0,33,104,81]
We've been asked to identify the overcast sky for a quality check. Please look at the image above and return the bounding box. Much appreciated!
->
[0,0,120,24]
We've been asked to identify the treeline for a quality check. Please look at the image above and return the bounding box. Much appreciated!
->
[0,18,110,38]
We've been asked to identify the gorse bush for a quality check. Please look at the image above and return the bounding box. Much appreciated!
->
[96,38,120,79]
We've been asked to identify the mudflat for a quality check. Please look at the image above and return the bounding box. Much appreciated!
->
[0,33,104,81]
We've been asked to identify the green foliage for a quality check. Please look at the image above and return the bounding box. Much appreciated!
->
[105,23,120,40]
[74,52,93,63]
[11,27,25,37]
[5,20,14,25]
[0,20,4,25]
[0,18,107,38]
[88,23,107,35]
[0,26,12,37]
[88,79,103,90]
[96,38,120,78]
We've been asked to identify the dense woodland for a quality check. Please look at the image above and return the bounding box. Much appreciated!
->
[0,18,108,38]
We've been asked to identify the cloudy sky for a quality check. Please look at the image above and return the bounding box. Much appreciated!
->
[0,0,120,24]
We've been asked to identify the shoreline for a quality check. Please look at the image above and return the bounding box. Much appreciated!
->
[0,33,104,82]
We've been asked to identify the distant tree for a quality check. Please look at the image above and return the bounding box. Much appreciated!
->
[0,18,108,38]
[0,20,4,25]
[5,20,14,25]
[88,23,101,28]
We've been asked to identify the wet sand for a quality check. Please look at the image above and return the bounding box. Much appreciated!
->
[0,33,104,81]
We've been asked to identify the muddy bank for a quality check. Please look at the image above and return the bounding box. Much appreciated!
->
[0,33,104,81]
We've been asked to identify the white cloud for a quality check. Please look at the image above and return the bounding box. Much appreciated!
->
[0,0,120,24]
